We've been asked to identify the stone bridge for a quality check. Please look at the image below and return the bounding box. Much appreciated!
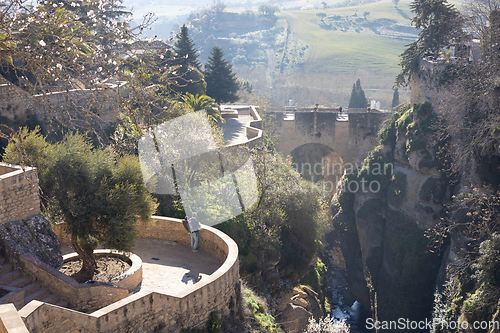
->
[267,110,391,182]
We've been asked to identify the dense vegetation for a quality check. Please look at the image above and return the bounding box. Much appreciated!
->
[217,144,329,290]
[329,1,500,327]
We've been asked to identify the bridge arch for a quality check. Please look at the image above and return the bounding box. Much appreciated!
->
[289,143,345,197]
[290,143,344,180]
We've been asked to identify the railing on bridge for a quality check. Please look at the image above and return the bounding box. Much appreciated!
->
[269,107,355,122]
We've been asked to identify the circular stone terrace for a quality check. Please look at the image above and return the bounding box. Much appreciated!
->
[60,237,222,295]
[2,217,239,333]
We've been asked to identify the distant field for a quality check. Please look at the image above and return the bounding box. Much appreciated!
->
[129,0,418,107]
[287,23,410,76]
[292,0,415,23]
[284,0,416,76]
[264,0,416,107]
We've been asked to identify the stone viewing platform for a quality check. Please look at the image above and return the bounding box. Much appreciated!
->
[59,237,222,296]
[0,215,239,332]
[220,104,262,146]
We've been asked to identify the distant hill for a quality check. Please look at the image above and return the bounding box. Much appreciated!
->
[126,0,417,108]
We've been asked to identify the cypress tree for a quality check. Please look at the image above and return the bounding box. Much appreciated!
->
[205,46,239,104]
[173,24,201,70]
[348,83,357,108]
[392,88,400,107]
[348,79,368,108]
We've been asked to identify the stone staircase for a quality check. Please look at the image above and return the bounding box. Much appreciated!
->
[0,255,68,309]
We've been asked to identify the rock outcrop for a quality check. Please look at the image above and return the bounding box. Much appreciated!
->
[332,102,449,328]
[277,286,322,333]
[0,214,63,270]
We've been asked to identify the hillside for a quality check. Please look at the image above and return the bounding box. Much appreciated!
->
[180,0,417,108]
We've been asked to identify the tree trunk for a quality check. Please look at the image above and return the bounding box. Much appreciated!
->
[71,234,96,280]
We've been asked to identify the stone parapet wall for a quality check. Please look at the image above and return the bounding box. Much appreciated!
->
[0,304,29,333]
[0,163,40,224]
[0,78,125,129]
[13,216,239,333]
[0,165,16,175]
[222,105,263,147]
[136,216,230,264]
[249,105,262,129]
[20,252,138,311]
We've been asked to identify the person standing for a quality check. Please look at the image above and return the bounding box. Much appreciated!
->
[188,212,201,252]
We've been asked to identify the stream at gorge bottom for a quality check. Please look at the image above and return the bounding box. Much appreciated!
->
[322,231,372,333]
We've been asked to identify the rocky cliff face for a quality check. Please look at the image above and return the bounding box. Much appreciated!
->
[332,102,452,330]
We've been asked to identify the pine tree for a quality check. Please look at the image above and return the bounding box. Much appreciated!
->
[169,24,205,96]
[173,24,201,70]
[205,46,239,104]
[392,88,400,107]
[348,79,368,108]
[396,0,462,86]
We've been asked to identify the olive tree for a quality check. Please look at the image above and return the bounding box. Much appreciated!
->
[3,129,158,279]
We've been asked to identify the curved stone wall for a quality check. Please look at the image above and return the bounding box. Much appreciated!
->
[3,217,239,333]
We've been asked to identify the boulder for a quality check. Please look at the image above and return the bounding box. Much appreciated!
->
[292,295,310,308]
[292,286,308,298]
[0,214,63,270]
[302,285,318,297]
[279,303,312,333]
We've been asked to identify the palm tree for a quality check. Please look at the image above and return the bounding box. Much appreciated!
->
[181,93,225,124]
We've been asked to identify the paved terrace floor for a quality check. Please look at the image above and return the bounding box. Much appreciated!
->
[220,114,255,146]
[61,238,221,295]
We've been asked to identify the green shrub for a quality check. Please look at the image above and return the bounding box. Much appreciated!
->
[406,137,426,153]
[474,234,500,287]
[395,107,414,132]
[387,172,407,205]
[355,146,393,193]
[243,287,282,332]
[462,288,490,325]
[414,101,432,117]
[2,126,48,167]
[180,312,222,333]
[379,117,397,146]
[206,312,222,333]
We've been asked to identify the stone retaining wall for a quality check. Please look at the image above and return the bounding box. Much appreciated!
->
[0,77,125,130]
[0,163,40,225]
[249,105,262,130]
[19,251,141,311]
[7,216,239,333]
